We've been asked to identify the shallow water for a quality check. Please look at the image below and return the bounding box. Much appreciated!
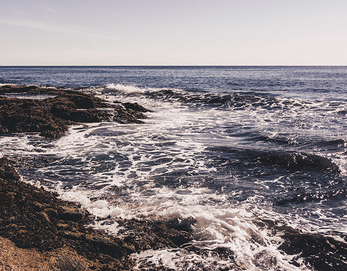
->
[1,66,347,270]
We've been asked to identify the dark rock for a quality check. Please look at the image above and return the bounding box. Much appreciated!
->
[0,157,131,270]
[116,218,194,251]
[256,219,347,271]
[69,109,110,123]
[0,124,8,133]
[0,85,151,139]
[67,95,96,109]
[50,97,77,119]
[0,157,196,270]
[122,102,151,113]
[278,228,347,271]
[57,206,87,222]
[0,158,20,181]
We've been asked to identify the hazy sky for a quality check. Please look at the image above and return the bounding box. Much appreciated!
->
[0,0,346,65]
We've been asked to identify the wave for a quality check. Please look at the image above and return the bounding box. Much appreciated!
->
[210,147,340,173]
[100,84,339,118]
[102,84,287,110]
[105,83,154,93]
[275,187,347,205]
[258,152,340,172]
[316,139,345,148]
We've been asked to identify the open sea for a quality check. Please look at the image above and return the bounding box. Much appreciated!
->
[1,66,347,270]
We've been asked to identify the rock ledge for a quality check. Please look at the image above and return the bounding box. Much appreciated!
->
[0,85,150,139]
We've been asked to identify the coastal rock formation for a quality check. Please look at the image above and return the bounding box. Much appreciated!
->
[0,87,195,270]
[0,157,194,270]
[0,157,130,270]
[0,85,150,139]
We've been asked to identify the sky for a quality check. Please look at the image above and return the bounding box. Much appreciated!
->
[0,0,346,66]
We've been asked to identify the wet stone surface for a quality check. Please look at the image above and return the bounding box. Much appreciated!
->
[0,87,195,270]
[0,157,195,270]
[0,85,150,139]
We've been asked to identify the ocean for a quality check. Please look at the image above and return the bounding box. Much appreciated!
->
[0,66,347,270]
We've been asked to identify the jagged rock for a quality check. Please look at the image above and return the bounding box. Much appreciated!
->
[0,157,132,269]
[0,154,194,270]
[0,85,150,139]
[0,86,197,269]
[122,102,150,113]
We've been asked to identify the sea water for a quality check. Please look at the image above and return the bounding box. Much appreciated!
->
[1,66,347,270]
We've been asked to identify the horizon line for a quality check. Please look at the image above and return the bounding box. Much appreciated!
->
[1,64,347,67]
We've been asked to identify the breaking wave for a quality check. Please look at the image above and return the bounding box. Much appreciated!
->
[2,66,347,270]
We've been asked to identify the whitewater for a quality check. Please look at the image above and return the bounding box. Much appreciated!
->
[0,66,347,270]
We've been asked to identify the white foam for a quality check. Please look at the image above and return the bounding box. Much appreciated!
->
[0,87,343,270]
[104,83,184,96]
[130,204,309,271]
[105,83,153,93]
[49,178,309,270]
[0,93,57,100]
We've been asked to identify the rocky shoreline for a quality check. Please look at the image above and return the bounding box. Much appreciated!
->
[2,85,347,270]
[0,85,194,270]
[0,156,196,270]
[0,85,150,139]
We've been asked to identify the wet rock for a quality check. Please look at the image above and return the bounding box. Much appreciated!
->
[0,157,132,269]
[0,158,20,181]
[67,95,97,109]
[69,109,111,123]
[122,102,151,113]
[256,219,347,271]
[0,157,197,270]
[278,227,347,271]
[116,218,194,251]
[0,124,8,133]
[0,85,150,139]
[50,97,77,119]
[57,206,87,222]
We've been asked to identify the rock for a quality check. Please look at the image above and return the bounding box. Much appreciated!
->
[255,219,347,271]
[0,157,196,270]
[50,97,77,119]
[69,109,111,123]
[0,158,20,181]
[0,124,8,134]
[0,157,133,269]
[58,206,87,222]
[0,85,151,139]
[278,227,347,271]
[67,95,96,109]
[122,102,151,113]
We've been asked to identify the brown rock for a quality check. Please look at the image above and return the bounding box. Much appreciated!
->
[0,157,195,270]
[0,85,151,139]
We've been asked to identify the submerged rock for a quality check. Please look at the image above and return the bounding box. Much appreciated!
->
[0,85,151,139]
